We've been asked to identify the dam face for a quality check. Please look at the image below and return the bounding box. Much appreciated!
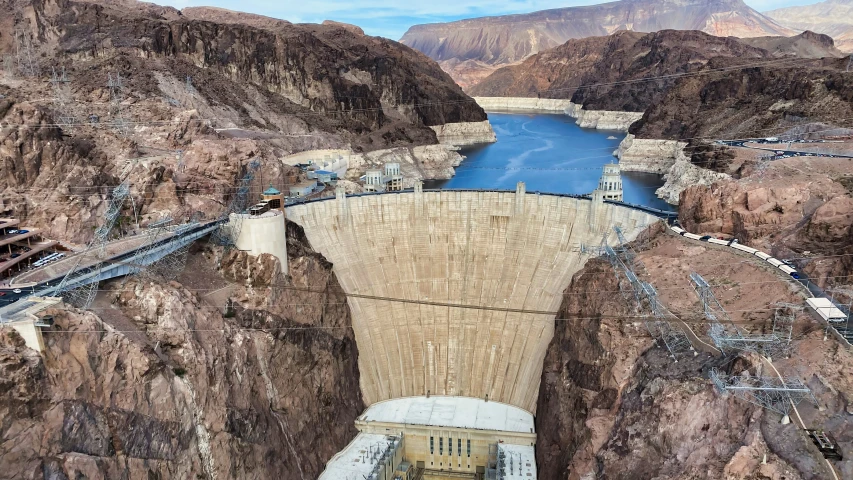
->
[286,187,658,413]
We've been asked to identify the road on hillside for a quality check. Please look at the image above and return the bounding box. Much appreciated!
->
[718,139,853,159]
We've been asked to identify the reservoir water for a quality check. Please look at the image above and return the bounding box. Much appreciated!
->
[425,113,675,212]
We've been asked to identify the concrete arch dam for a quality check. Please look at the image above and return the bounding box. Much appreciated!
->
[286,188,659,413]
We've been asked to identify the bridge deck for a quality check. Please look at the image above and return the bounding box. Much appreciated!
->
[10,230,177,286]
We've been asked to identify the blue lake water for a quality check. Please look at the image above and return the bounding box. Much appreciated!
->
[425,113,675,212]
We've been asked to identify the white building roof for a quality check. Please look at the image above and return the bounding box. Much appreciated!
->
[360,396,534,434]
[497,444,537,479]
[318,433,397,480]
[807,298,848,320]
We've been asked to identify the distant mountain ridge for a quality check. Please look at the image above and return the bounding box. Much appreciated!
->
[469,30,771,110]
[400,0,795,88]
[765,0,853,53]
[468,27,853,144]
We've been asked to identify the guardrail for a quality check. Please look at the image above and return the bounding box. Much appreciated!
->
[285,187,679,219]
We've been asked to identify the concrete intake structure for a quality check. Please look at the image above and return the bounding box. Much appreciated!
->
[286,186,659,412]
[231,210,289,274]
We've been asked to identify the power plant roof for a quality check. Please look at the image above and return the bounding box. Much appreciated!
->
[317,433,397,480]
[359,396,535,433]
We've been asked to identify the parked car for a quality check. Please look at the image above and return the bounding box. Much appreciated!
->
[12,288,21,294]
[0,292,6,297]
[699,235,712,241]
[17,229,28,234]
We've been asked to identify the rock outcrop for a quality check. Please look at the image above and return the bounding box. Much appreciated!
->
[615,135,687,173]
[429,120,497,146]
[345,144,464,184]
[0,222,363,480]
[401,0,794,86]
[739,30,845,58]
[765,0,853,52]
[22,0,485,137]
[471,30,769,111]
[565,103,643,132]
[471,28,852,143]
[629,58,853,141]
[657,159,731,205]
[678,177,841,243]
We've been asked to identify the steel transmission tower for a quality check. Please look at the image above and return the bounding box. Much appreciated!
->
[210,158,261,248]
[129,216,173,281]
[14,26,39,78]
[602,226,694,359]
[131,214,201,282]
[107,73,129,136]
[690,272,792,360]
[50,67,77,128]
[54,182,130,308]
[710,368,815,418]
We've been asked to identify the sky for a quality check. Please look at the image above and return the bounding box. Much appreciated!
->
[154,0,822,40]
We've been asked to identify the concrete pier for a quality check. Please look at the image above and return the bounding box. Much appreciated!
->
[286,189,658,412]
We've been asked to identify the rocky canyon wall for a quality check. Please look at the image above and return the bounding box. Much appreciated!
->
[536,232,842,480]
[0,224,363,480]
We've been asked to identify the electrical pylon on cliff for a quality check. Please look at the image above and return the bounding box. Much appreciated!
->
[210,158,262,249]
[132,212,202,282]
[690,272,792,360]
[603,226,694,359]
[129,216,173,282]
[14,26,39,78]
[710,368,815,418]
[107,73,129,136]
[50,67,76,129]
[54,182,130,308]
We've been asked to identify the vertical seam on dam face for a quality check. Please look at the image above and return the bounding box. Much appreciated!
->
[286,191,658,413]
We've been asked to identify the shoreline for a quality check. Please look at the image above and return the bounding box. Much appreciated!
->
[471,97,718,207]
[472,97,643,132]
